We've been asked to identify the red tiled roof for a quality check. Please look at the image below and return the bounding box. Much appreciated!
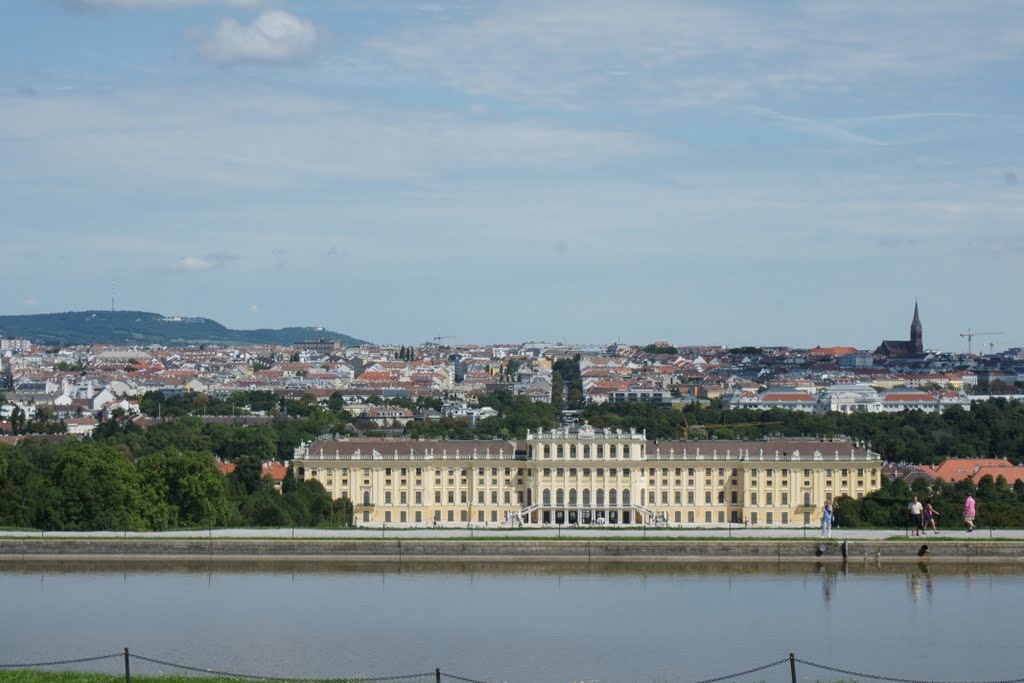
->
[215,460,287,481]
[761,392,816,402]
[972,466,1024,486]
[262,462,287,481]
[928,458,1016,483]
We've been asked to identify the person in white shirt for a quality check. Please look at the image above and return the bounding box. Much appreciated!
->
[908,496,924,537]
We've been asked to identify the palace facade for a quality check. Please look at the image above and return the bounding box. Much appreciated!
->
[293,424,882,527]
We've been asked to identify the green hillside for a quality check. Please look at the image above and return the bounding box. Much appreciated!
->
[0,310,368,347]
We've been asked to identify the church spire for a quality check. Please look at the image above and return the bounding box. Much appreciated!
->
[910,300,923,354]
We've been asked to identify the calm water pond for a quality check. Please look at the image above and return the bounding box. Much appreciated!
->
[0,560,1020,683]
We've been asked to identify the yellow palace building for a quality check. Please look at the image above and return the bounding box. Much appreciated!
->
[293,424,882,527]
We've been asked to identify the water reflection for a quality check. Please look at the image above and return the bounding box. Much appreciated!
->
[905,562,936,603]
[909,572,922,603]
[3,557,1022,578]
[4,560,1024,683]
[817,562,838,603]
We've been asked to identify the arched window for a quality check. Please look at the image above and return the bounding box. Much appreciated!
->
[363,491,370,506]
[583,488,591,506]
[543,489,551,506]
[623,489,631,506]
[544,445,550,457]
[570,445,576,458]
[597,445,604,457]
[584,445,590,457]
[609,489,618,506]
[557,445,563,457]
[609,445,617,458]
[556,488,564,506]
[803,492,812,507]
[569,488,578,505]
[596,488,605,506]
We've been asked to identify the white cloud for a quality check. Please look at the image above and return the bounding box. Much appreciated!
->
[366,1,1024,108]
[67,0,259,8]
[197,11,322,65]
[745,107,885,146]
[22,298,39,307]
[248,304,260,313]
[175,255,218,271]
[0,87,654,191]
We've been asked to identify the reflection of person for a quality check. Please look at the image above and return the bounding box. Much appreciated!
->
[964,494,976,532]
[821,501,833,538]
[908,496,924,537]
[821,567,835,603]
[925,498,940,534]
[909,573,922,604]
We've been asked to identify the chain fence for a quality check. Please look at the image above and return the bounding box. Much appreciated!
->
[795,656,1024,683]
[0,653,123,669]
[0,650,1021,683]
[688,656,790,683]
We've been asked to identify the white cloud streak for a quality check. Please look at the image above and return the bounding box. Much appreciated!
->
[745,107,885,146]
[0,87,655,190]
[67,0,259,8]
[366,0,1024,108]
[197,11,323,65]
[175,255,219,271]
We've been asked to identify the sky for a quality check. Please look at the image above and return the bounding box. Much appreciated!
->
[1,1,1022,351]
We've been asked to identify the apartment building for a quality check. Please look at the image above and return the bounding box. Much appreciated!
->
[293,424,882,527]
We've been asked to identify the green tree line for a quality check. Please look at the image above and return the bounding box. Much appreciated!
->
[0,439,346,531]
[580,400,1024,464]
[834,473,1024,529]
[392,389,1024,464]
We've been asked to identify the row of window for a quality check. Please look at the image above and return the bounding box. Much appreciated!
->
[309,465,877,479]
[530,443,636,459]
[371,509,800,525]
[355,487,867,508]
[358,490,525,506]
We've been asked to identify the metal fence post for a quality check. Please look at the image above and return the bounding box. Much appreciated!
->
[789,652,796,683]
[124,647,131,683]
[436,667,441,683]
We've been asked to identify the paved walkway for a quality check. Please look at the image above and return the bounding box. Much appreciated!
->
[3,526,1021,540]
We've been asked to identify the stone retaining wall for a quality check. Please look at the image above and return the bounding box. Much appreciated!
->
[1,538,1021,562]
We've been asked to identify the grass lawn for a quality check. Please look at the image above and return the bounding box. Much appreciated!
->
[0,673,357,683]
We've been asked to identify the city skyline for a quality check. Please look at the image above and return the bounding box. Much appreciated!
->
[2,1,1022,350]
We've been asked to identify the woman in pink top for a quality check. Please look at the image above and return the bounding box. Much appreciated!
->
[963,494,976,532]
[925,499,940,534]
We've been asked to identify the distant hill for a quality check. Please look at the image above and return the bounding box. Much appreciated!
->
[0,310,369,347]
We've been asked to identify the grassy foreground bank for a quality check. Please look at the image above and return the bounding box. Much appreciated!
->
[0,672,852,683]
[0,673,352,683]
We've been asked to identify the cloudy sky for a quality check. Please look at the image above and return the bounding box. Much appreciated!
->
[2,1,1022,351]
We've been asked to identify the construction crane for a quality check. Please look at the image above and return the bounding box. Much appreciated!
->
[682,418,784,440]
[428,335,455,346]
[960,329,1003,355]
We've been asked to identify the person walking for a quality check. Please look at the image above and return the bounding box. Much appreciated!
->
[963,493,977,532]
[908,496,924,537]
[821,500,833,538]
[925,498,940,534]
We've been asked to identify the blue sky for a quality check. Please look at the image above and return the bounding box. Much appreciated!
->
[2,1,1022,351]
